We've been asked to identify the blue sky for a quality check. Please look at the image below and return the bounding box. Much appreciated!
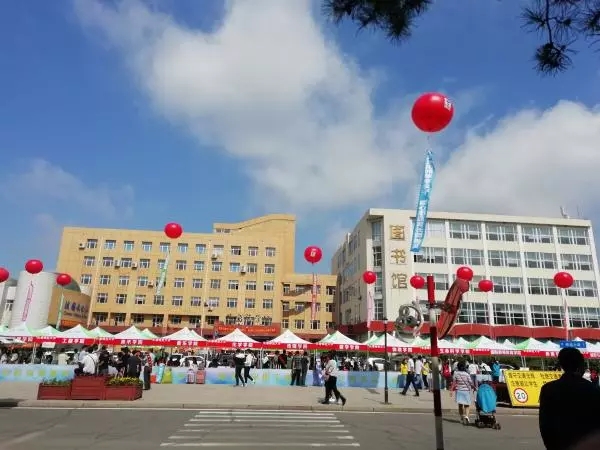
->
[1,0,599,277]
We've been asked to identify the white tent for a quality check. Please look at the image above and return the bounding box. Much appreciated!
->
[469,336,519,355]
[90,326,113,338]
[2,323,39,340]
[37,325,62,338]
[412,336,465,354]
[113,326,154,343]
[212,328,259,348]
[362,334,379,345]
[141,328,158,339]
[161,327,206,344]
[318,330,364,350]
[369,333,415,352]
[59,324,94,339]
[265,329,311,346]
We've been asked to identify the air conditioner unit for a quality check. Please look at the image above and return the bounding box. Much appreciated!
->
[78,243,86,250]
[131,262,138,269]
[148,282,154,288]
[240,265,247,273]
[211,253,219,259]
[114,263,121,268]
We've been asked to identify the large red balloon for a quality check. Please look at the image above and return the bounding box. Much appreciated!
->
[410,275,426,289]
[304,246,323,264]
[456,266,474,282]
[362,270,377,285]
[25,259,43,275]
[411,92,454,133]
[164,222,183,239]
[0,268,9,283]
[478,279,493,293]
[554,271,574,289]
[56,273,72,287]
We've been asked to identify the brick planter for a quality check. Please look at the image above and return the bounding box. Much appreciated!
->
[71,376,107,400]
[37,384,72,400]
[104,385,143,401]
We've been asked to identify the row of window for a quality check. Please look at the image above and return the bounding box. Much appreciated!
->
[414,273,598,297]
[95,292,286,309]
[84,239,277,257]
[414,248,594,271]
[82,257,277,274]
[84,274,278,291]
[282,302,335,313]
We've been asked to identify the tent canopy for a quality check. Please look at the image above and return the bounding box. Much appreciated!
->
[370,333,411,347]
[141,329,158,339]
[322,331,361,346]
[90,327,113,338]
[2,323,39,338]
[265,329,310,345]
[113,326,148,340]
[163,327,206,342]
[215,328,258,344]
[60,324,94,338]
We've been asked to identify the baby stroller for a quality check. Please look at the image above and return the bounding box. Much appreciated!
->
[475,382,501,430]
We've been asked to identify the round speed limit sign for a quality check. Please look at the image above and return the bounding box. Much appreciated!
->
[513,388,528,404]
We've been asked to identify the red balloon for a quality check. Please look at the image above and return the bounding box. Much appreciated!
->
[478,279,493,293]
[25,259,43,275]
[304,246,323,264]
[554,271,574,289]
[362,271,377,284]
[411,92,454,133]
[164,222,183,239]
[410,275,426,289]
[0,268,9,283]
[56,273,72,287]
[456,266,474,282]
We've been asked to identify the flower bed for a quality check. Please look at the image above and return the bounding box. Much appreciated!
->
[104,377,143,401]
[37,380,72,400]
[71,375,107,400]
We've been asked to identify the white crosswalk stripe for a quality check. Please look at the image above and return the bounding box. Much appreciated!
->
[161,409,360,448]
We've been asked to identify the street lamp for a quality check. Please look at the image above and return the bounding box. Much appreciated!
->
[383,316,389,404]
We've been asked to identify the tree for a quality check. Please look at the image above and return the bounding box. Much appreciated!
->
[323,0,600,75]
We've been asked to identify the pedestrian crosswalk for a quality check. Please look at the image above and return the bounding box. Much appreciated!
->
[160,409,360,448]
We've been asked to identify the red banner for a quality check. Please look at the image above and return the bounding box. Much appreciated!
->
[311,273,317,321]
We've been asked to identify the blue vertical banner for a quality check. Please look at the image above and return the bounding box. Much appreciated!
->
[410,150,436,253]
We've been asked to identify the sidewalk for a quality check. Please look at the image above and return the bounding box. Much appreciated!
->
[0,382,537,415]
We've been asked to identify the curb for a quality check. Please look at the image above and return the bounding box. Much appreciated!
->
[9,400,539,415]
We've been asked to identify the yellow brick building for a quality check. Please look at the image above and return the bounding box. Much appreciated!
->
[55,214,337,340]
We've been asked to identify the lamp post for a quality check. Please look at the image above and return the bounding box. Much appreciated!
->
[383,316,389,404]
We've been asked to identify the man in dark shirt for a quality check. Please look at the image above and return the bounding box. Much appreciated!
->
[97,346,110,375]
[539,347,600,450]
[233,349,246,387]
[290,351,302,386]
[126,350,142,378]
[300,351,310,386]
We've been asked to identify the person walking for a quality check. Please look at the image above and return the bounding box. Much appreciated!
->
[244,350,255,385]
[233,349,246,387]
[401,355,419,397]
[539,348,600,450]
[301,351,310,386]
[451,360,476,424]
[290,351,303,386]
[321,352,346,405]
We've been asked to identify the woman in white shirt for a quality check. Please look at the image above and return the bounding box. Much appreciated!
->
[321,353,346,405]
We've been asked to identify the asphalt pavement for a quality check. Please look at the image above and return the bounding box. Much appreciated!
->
[0,408,544,449]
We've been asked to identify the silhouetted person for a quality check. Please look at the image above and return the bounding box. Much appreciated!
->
[539,348,600,450]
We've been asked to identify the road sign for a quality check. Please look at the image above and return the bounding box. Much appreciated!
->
[559,340,586,349]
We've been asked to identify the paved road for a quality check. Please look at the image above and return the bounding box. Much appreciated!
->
[0,408,543,449]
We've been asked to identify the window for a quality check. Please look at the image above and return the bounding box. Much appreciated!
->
[490,276,523,294]
[457,302,489,324]
[155,277,166,288]
[225,316,237,325]
[139,258,150,269]
[96,293,108,304]
[210,279,221,289]
[172,296,183,306]
[311,320,321,330]
[245,298,256,308]
[131,314,144,324]
[154,295,164,306]
[175,260,187,270]
[104,239,116,250]
[102,257,114,267]
[123,240,134,251]
[449,221,481,240]
[246,281,257,291]
[159,242,171,253]
[141,241,152,252]
[99,275,111,285]
[282,319,289,328]
[248,246,259,256]
[262,317,273,326]
[562,253,593,271]
[194,261,205,271]
[120,258,133,268]
[118,275,129,286]
[116,294,127,304]
[485,223,518,242]
[451,248,484,266]
[152,315,164,327]
[227,298,237,308]
[265,247,276,257]
[424,220,446,238]
[521,226,553,244]
[326,303,334,313]
[531,305,564,327]
[264,264,275,274]
[294,319,305,329]
[413,247,446,264]
[493,303,526,326]
[80,274,92,285]
[86,239,98,249]
[263,299,273,309]
[283,284,291,294]
[213,245,224,256]
[263,281,275,291]
[192,278,203,289]
[295,302,304,312]
[524,252,557,270]
[415,273,449,290]
[487,250,520,268]
[207,297,219,308]
[189,316,201,326]
[244,316,255,326]
[326,286,336,295]
[137,276,149,287]
[83,256,96,267]
[113,314,125,324]
[190,297,202,307]
[371,220,382,241]
[246,263,258,273]
[228,280,239,290]
[135,295,146,305]
[282,301,290,311]
[527,278,559,296]
[173,277,185,288]
[566,280,598,298]
[557,227,589,245]
[229,262,241,273]
[196,244,206,254]
[231,245,242,256]
[568,307,600,328]
[177,243,188,253]
[212,261,223,272]
[158,259,166,270]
